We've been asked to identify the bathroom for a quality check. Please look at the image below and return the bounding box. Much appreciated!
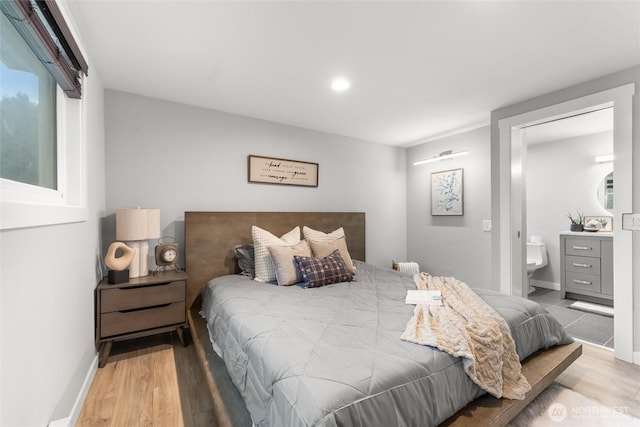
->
[524,108,614,349]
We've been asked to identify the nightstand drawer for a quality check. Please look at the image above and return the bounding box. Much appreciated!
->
[566,272,601,294]
[565,255,600,275]
[101,301,185,338]
[101,281,185,313]
[565,238,600,257]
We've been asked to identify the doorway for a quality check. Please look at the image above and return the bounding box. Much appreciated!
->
[497,84,634,363]
[525,108,614,348]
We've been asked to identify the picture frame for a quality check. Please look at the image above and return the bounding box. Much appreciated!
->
[583,215,613,232]
[248,155,319,187]
[431,168,463,216]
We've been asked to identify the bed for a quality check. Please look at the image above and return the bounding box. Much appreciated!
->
[185,211,581,427]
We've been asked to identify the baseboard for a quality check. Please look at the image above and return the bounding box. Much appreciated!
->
[48,354,98,427]
[531,280,560,291]
[634,351,640,365]
[47,417,70,427]
[573,338,613,352]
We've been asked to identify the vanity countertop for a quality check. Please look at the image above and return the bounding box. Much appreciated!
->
[559,231,613,237]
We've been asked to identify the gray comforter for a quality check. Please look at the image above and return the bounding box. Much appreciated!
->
[201,261,572,427]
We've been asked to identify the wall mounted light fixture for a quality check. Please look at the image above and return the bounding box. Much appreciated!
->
[413,150,469,166]
[595,154,614,163]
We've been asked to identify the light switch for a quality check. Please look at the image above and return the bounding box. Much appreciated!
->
[483,219,492,232]
[622,213,640,231]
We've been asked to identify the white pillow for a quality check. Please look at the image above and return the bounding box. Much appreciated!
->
[252,225,300,282]
[302,226,344,241]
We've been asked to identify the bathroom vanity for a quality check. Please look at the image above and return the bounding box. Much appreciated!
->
[560,232,613,306]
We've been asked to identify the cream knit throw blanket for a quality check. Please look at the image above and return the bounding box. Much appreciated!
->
[401,273,531,400]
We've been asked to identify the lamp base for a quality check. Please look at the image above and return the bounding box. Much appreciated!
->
[126,240,151,278]
[108,269,130,284]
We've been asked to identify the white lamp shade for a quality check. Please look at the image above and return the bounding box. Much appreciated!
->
[116,208,161,241]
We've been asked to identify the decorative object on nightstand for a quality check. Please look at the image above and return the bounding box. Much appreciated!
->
[155,237,181,274]
[95,270,188,367]
[104,241,135,284]
[116,207,161,278]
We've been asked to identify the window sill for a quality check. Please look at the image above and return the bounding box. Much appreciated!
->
[1,201,87,230]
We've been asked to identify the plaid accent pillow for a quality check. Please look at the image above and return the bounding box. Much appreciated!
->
[294,249,355,288]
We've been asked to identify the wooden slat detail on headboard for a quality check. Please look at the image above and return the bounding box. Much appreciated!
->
[184,211,366,309]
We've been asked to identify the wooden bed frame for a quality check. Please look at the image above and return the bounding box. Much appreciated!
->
[184,211,581,427]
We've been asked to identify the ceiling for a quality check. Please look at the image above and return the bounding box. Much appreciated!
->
[66,1,639,147]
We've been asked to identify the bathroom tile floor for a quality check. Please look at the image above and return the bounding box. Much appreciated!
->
[528,288,614,349]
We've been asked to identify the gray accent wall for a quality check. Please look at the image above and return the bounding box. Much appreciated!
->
[104,90,407,269]
[406,126,492,289]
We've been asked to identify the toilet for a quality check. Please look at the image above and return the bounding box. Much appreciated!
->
[527,241,548,294]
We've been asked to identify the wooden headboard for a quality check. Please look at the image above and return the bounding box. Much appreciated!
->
[184,211,366,308]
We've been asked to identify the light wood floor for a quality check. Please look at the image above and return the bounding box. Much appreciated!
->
[77,334,640,426]
[555,340,640,418]
[77,332,216,427]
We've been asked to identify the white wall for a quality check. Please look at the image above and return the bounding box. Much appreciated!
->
[0,57,105,425]
[104,90,406,269]
[406,126,492,289]
[491,66,640,355]
[526,131,613,287]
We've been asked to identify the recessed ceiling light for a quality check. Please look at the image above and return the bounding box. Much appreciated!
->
[331,77,350,92]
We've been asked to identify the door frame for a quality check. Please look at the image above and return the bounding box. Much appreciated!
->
[497,84,634,363]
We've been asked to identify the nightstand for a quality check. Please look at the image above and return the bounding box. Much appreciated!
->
[95,270,188,367]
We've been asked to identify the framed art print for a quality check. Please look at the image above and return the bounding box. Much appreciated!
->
[431,168,463,216]
[248,155,319,187]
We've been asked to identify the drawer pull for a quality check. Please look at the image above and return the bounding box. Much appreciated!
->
[572,263,592,268]
[572,246,592,251]
[119,303,171,313]
[573,279,592,285]
[120,282,175,291]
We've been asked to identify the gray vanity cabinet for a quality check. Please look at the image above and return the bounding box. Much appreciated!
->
[560,233,613,306]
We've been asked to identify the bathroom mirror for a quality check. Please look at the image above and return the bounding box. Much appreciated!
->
[596,171,614,212]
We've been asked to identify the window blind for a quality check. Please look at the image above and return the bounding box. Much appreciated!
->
[1,0,88,98]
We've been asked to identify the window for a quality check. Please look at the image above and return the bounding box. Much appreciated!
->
[1,12,57,190]
[0,0,89,230]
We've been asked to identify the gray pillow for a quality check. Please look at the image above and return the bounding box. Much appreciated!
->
[233,244,255,278]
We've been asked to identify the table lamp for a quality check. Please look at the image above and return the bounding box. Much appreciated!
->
[116,207,161,278]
